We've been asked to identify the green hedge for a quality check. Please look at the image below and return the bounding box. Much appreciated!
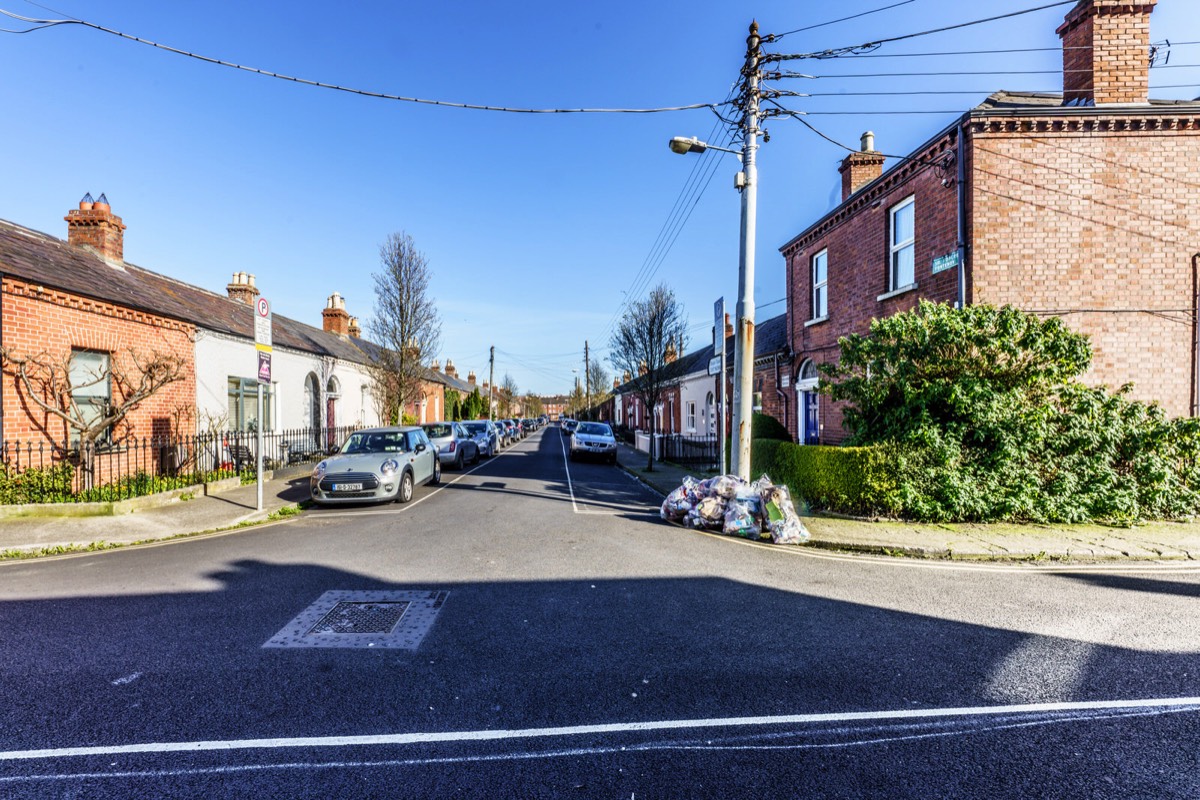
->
[751,439,901,517]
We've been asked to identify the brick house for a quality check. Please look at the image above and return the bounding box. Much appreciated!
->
[0,196,386,479]
[781,0,1200,444]
[609,312,791,441]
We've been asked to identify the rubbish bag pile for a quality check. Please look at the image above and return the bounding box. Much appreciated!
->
[660,473,810,545]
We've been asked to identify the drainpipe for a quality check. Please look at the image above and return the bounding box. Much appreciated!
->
[774,350,789,435]
[1193,253,1200,417]
[955,124,967,309]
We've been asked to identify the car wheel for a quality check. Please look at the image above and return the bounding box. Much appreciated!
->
[454,450,464,471]
[398,470,415,502]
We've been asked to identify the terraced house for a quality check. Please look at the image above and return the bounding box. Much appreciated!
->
[782,0,1200,444]
[0,195,383,482]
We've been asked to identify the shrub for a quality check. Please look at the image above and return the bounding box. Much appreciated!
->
[752,412,792,442]
[819,300,1200,523]
[0,463,76,504]
[752,439,900,517]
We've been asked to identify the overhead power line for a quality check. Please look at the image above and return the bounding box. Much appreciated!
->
[823,41,1200,59]
[0,8,721,115]
[764,0,1078,61]
[771,0,919,41]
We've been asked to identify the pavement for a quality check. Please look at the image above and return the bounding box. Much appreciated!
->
[0,434,1199,563]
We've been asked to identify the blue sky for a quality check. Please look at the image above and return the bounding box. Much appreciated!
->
[1,0,1197,394]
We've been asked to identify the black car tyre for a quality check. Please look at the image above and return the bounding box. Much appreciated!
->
[455,450,464,471]
[430,458,442,485]
[398,470,416,502]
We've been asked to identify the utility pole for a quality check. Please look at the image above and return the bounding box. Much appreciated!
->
[731,20,761,481]
[488,346,495,421]
[584,340,590,421]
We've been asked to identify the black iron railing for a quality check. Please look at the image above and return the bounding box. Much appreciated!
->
[658,434,719,470]
[0,426,359,504]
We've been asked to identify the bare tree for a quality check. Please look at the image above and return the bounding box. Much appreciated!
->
[498,373,519,418]
[1,346,187,486]
[587,360,611,417]
[366,232,441,424]
[608,284,688,471]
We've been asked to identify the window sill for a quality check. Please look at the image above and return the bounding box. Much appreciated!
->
[877,283,918,302]
[804,315,829,328]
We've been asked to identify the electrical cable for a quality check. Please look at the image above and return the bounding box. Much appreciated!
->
[778,64,1199,80]
[764,0,1080,62]
[0,8,721,115]
[816,41,1200,59]
[770,0,918,41]
[797,83,1200,97]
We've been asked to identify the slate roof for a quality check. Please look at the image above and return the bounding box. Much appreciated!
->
[0,218,374,365]
[977,90,1200,111]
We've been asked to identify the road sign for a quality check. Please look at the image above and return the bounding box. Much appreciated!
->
[255,296,272,348]
[714,297,725,355]
[708,356,721,376]
[257,350,272,384]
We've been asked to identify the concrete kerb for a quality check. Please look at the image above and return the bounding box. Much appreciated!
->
[613,442,1200,563]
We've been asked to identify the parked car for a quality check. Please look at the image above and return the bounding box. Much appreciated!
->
[461,419,499,457]
[422,421,480,470]
[569,421,618,463]
[310,426,439,505]
[562,418,578,435]
[502,419,520,440]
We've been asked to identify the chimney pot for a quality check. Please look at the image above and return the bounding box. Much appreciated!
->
[861,131,875,152]
[322,292,351,335]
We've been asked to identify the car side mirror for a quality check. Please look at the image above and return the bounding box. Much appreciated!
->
[415,443,426,454]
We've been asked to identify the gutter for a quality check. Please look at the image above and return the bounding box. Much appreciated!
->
[1193,254,1200,417]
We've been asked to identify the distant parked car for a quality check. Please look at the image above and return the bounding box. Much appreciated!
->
[461,420,499,457]
[310,426,439,506]
[422,421,480,470]
[569,421,617,464]
[562,418,578,435]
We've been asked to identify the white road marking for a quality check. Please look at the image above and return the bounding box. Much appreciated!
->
[110,672,142,686]
[2,696,1198,762]
[557,427,641,516]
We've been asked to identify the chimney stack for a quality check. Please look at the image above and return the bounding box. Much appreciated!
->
[445,359,458,379]
[347,317,361,337]
[468,370,477,386]
[226,272,260,305]
[431,360,441,373]
[1058,0,1156,106]
[65,193,126,264]
[838,132,886,201]
[322,292,351,336]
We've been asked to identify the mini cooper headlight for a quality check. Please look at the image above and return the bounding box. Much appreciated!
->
[313,460,328,480]
[380,458,399,476]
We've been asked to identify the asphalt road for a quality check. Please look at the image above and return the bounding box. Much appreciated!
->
[3,426,1200,798]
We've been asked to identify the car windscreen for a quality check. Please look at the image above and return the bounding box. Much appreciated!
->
[463,422,486,433]
[341,432,407,454]
[423,424,453,438]
[577,423,611,436]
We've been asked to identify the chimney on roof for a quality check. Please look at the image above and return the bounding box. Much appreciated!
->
[65,193,126,264]
[1058,0,1156,106]
[445,359,458,379]
[347,316,361,338]
[838,132,885,201]
[226,272,260,305]
[322,292,350,336]
[725,312,734,342]
[468,370,477,386]
[431,359,441,373]
[613,377,620,390]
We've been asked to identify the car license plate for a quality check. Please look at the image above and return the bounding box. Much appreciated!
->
[332,483,363,492]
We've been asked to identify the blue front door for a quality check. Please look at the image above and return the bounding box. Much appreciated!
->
[802,391,819,445]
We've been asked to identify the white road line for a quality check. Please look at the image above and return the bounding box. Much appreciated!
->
[3,696,1198,762]
[556,427,639,515]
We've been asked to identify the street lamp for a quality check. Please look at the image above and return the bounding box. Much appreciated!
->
[669,123,759,479]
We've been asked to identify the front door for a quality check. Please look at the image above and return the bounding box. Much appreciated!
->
[802,391,819,445]
[326,396,337,451]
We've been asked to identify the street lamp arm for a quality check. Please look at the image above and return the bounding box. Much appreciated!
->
[668,136,742,159]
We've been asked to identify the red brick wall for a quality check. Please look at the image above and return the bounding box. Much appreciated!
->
[1058,0,1155,105]
[1,277,196,453]
[969,114,1200,417]
[783,132,961,442]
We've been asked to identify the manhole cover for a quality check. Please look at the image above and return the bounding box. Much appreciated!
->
[264,590,448,650]
[309,601,410,635]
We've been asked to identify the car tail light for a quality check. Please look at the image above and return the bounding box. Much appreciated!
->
[449,441,456,452]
